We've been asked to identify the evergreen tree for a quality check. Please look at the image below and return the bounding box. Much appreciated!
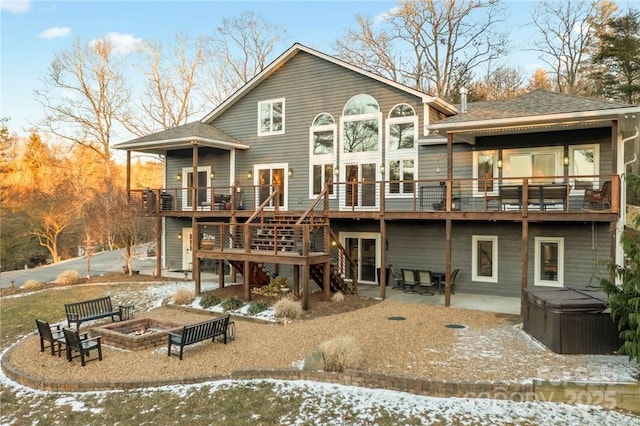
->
[601,175,640,363]
[592,10,640,103]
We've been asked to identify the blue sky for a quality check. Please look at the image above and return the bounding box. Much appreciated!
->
[1,0,625,139]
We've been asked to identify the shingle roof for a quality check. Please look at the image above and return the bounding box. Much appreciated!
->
[114,121,248,152]
[440,90,635,124]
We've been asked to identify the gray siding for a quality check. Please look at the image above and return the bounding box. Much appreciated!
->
[212,52,427,209]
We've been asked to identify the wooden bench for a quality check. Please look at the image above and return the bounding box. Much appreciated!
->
[64,296,123,329]
[167,315,231,360]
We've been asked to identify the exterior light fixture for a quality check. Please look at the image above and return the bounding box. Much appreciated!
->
[563,156,569,166]
[380,165,385,175]
[247,170,253,179]
[210,171,215,180]
[497,159,503,169]
[177,233,182,240]
[176,173,181,181]
[288,168,293,178]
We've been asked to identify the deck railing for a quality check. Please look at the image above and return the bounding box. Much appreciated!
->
[130,174,620,216]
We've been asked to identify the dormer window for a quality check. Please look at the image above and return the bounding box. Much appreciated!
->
[258,98,285,136]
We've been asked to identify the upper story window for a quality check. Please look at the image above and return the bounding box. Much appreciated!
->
[342,94,380,153]
[309,113,336,197]
[387,104,417,151]
[258,98,285,136]
[311,113,335,155]
[386,104,417,195]
[568,144,599,191]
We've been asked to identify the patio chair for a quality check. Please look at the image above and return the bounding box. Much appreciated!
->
[389,265,405,290]
[401,269,419,293]
[440,269,460,294]
[35,319,65,356]
[416,270,435,296]
[583,181,611,209]
[63,328,103,366]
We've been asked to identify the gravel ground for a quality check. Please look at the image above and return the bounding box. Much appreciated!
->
[8,296,638,385]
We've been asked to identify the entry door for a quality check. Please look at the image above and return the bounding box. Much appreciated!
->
[182,228,193,271]
[342,232,380,284]
[344,163,377,209]
[181,167,210,210]
[256,164,287,209]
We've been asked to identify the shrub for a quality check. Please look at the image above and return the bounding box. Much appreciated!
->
[273,298,302,321]
[200,294,222,309]
[172,288,194,305]
[331,291,345,303]
[55,270,81,285]
[221,297,243,311]
[21,280,43,290]
[251,276,290,297]
[247,302,270,315]
[319,335,364,372]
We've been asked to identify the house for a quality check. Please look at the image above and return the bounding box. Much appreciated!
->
[114,43,640,311]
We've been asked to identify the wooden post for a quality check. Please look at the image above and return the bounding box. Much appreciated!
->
[302,264,309,310]
[380,180,387,299]
[324,261,331,301]
[193,258,201,294]
[444,218,452,307]
[521,220,529,318]
[155,215,162,278]
[293,265,300,297]
[244,260,251,301]
[218,260,225,288]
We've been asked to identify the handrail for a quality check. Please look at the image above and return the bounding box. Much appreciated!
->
[328,228,357,291]
[246,186,280,224]
[295,188,328,225]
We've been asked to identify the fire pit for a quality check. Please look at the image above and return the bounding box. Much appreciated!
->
[92,318,184,351]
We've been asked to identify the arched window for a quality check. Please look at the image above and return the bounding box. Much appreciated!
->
[386,103,417,195]
[309,113,336,197]
[342,94,380,153]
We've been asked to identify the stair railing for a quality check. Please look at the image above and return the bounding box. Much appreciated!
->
[328,228,358,293]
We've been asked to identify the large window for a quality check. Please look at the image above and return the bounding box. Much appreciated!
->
[502,148,563,184]
[386,104,417,195]
[309,113,336,197]
[258,98,285,136]
[473,150,498,196]
[472,235,498,283]
[342,94,380,153]
[569,144,599,191]
[534,237,564,287]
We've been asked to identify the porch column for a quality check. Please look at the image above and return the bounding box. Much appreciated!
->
[445,218,452,307]
[379,182,387,299]
[521,220,529,318]
[244,260,251,301]
[155,216,162,278]
[193,257,201,294]
[302,264,310,310]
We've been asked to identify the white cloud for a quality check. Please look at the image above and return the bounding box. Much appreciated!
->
[39,27,71,40]
[91,32,142,55]
[374,6,397,26]
[0,0,30,14]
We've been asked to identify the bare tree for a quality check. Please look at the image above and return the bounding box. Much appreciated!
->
[333,0,508,101]
[34,36,134,183]
[203,11,289,106]
[125,32,212,136]
[530,0,616,95]
[469,65,525,101]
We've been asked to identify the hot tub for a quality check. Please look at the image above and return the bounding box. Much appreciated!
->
[522,287,623,354]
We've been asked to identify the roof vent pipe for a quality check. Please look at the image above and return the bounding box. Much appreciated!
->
[460,87,468,113]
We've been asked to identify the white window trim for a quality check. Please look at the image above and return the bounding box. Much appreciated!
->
[385,106,418,198]
[309,113,337,199]
[472,235,498,283]
[502,147,564,184]
[472,150,499,197]
[253,162,289,211]
[181,165,212,210]
[257,98,285,136]
[568,144,600,194]
[338,231,381,285]
[534,236,564,287]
